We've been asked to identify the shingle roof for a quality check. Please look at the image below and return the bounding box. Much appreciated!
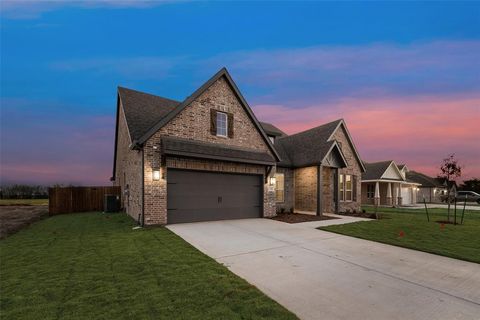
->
[162,136,276,165]
[274,119,343,167]
[260,122,287,137]
[362,161,394,180]
[118,87,181,142]
[406,171,442,187]
[397,164,406,170]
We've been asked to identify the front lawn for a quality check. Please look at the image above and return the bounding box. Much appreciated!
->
[0,198,48,206]
[320,206,480,264]
[0,212,297,320]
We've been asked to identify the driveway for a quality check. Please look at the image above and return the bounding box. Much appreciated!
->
[168,218,480,320]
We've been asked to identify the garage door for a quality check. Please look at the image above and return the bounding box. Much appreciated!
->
[167,169,263,224]
[401,187,411,205]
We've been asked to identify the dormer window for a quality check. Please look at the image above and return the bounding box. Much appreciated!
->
[269,136,275,144]
[216,112,228,137]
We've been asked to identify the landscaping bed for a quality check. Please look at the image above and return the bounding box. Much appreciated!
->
[0,212,297,320]
[271,212,338,224]
[0,205,48,239]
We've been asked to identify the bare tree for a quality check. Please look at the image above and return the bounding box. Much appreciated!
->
[439,154,462,221]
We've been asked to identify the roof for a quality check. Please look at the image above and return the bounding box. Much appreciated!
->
[274,119,348,168]
[362,161,396,180]
[117,68,280,161]
[118,87,181,142]
[406,171,443,187]
[162,136,276,165]
[260,122,287,137]
[397,164,406,170]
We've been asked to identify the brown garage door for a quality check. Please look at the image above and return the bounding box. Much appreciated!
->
[167,169,263,224]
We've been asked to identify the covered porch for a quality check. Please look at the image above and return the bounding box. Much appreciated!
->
[362,179,420,206]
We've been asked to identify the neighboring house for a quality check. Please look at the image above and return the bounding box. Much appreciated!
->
[406,171,457,203]
[264,120,366,215]
[361,161,420,206]
[112,67,365,225]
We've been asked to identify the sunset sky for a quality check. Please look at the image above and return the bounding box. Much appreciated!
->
[1,1,479,186]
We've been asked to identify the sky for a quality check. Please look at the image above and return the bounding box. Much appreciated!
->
[1,1,479,186]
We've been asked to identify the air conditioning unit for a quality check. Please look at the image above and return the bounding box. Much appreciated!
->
[104,194,120,213]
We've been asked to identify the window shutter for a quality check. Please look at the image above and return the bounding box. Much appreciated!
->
[352,175,357,201]
[210,109,217,135]
[227,113,234,138]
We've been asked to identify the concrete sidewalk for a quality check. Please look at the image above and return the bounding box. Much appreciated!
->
[168,218,480,320]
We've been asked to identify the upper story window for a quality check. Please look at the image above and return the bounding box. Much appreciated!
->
[269,136,275,144]
[216,112,228,137]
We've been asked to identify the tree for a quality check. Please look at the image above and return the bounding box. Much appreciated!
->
[439,154,462,222]
[459,178,480,193]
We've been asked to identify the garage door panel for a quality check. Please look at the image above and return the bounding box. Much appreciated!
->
[167,169,263,224]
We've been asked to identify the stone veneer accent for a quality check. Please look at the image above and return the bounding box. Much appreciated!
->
[142,77,275,225]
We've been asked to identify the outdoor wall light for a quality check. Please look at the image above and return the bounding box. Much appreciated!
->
[153,169,161,181]
[269,176,276,186]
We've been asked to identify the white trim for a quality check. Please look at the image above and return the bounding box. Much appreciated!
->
[361,179,421,185]
[216,111,228,137]
[380,161,404,181]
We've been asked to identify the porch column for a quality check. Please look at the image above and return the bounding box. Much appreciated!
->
[397,184,402,206]
[316,165,323,216]
[374,181,380,206]
[386,182,392,206]
[393,183,398,206]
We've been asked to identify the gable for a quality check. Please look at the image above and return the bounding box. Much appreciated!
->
[138,68,279,160]
[322,143,348,168]
[381,162,404,180]
[330,123,366,172]
[149,76,276,156]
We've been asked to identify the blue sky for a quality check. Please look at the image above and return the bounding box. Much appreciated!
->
[1,1,479,185]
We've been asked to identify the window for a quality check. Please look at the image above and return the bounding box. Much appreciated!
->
[345,175,352,201]
[269,136,275,144]
[339,174,353,201]
[367,184,375,199]
[216,112,228,137]
[339,174,344,201]
[274,173,284,202]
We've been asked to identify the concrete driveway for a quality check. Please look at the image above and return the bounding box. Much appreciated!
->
[167,219,480,320]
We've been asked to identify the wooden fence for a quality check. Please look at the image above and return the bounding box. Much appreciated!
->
[49,186,121,215]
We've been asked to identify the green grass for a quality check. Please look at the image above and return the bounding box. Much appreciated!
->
[0,213,297,320]
[0,198,48,206]
[320,206,480,264]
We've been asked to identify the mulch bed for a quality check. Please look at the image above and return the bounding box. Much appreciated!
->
[0,206,49,239]
[271,213,338,224]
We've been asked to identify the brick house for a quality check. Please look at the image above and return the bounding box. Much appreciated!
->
[265,119,366,215]
[112,68,365,225]
[361,161,421,206]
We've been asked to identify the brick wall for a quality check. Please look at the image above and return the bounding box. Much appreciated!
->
[361,183,375,205]
[143,76,275,225]
[113,103,143,222]
[276,167,294,213]
[294,166,317,212]
[322,167,335,213]
[332,126,362,212]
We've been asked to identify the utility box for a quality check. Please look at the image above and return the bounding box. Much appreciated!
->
[104,194,120,213]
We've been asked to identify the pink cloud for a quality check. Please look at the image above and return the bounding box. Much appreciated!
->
[253,94,480,181]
